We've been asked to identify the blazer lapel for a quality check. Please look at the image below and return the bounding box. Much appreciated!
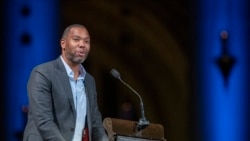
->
[84,77,90,119]
[55,57,76,118]
[84,75,92,140]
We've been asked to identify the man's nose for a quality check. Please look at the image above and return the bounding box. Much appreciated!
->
[79,40,85,47]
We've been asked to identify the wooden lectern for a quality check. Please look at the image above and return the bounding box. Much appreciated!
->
[103,117,167,141]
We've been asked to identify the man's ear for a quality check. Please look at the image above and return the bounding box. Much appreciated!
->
[61,39,65,50]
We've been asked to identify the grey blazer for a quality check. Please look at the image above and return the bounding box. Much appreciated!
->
[23,57,108,141]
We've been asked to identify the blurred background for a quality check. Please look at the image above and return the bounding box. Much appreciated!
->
[1,0,250,141]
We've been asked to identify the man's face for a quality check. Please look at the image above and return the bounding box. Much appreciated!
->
[61,27,90,65]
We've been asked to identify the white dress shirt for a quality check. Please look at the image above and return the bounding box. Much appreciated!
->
[61,56,87,141]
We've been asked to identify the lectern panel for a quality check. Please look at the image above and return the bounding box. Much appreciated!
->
[103,117,167,141]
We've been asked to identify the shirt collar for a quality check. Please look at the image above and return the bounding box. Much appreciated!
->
[60,55,86,80]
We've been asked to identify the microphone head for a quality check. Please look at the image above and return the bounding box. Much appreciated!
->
[110,69,120,79]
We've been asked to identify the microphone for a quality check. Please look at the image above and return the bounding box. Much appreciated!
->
[110,68,150,131]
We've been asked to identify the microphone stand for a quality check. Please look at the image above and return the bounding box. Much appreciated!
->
[111,69,150,131]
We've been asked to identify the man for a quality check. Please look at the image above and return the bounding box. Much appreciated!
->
[23,24,108,141]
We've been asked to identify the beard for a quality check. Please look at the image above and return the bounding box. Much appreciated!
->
[65,51,87,64]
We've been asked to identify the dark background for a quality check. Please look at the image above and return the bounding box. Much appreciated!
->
[59,1,196,141]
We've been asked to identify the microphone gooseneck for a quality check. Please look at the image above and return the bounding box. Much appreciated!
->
[110,68,150,131]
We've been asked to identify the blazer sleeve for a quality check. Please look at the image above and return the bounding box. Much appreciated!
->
[27,66,66,141]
